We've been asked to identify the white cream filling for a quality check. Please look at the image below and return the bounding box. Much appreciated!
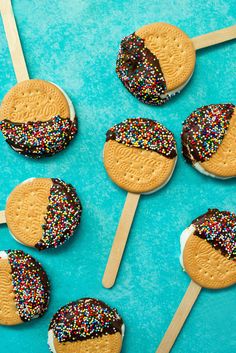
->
[0,250,8,259]
[121,323,125,338]
[9,230,25,245]
[194,162,232,180]
[50,82,75,121]
[161,73,193,99]
[179,224,195,269]
[48,323,125,352]
[6,178,36,205]
[48,330,56,353]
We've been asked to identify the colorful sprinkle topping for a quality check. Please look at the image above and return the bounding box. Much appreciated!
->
[116,33,176,106]
[182,104,235,163]
[49,298,123,343]
[7,250,50,322]
[0,116,77,159]
[106,118,177,158]
[35,179,82,250]
[193,209,236,259]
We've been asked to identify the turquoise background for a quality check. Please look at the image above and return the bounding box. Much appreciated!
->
[0,0,235,352]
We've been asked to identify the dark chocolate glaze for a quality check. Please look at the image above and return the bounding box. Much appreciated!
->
[106,118,177,158]
[35,178,82,250]
[49,298,123,343]
[0,116,77,159]
[192,209,236,259]
[181,104,235,164]
[7,250,50,322]
[116,33,175,106]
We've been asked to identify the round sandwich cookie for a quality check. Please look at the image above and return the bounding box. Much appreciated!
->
[155,209,236,351]
[102,118,177,288]
[180,209,236,289]
[104,118,177,194]
[116,22,195,105]
[48,298,124,353]
[0,250,50,325]
[3,178,82,250]
[0,79,77,158]
[182,103,236,178]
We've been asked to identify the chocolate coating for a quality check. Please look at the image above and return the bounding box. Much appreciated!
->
[182,104,235,164]
[106,118,177,158]
[49,298,123,343]
[7,250,50,322]
[192,209,236,259]
[0,116,77,159]
[35,178,82,250]
[116,34,175,105]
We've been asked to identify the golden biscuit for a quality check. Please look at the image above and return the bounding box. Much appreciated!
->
[5,178,82,250]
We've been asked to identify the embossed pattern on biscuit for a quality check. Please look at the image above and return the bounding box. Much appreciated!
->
[0,79,77,158]
[6,178,52,248]
[136,22,196,91]
[0,258,22,326]
[201,110,236,177]
[0,80,70,123]
[52,332,122,353]
[104,140,176,193]
[192,209,236,259]
[6,178,82,250]
[184,235,236,289]
[104,118,177,193]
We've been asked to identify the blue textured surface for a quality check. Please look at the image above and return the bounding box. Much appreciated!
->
[0,1,236,352]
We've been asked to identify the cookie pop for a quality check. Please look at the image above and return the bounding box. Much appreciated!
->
[155,209,236,353]
[48,298,124,353]
[102,118,177,288]
[116,22,236,105]
[0,249,50,325]
[0,178,82,250]
[182,103,236,178]
[0,0,77,158]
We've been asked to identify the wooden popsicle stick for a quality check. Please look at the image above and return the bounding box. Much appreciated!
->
[0,0,29,82]
[156,280,202,353]
[102,192,140,288]
[192,24,236,50]
[0,210,6,224]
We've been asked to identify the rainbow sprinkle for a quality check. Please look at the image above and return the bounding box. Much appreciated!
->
[0,116,77,159]
[193,209,236,259]
[116,33,176,105]
[49,298,123,343]
[106,118,177,158]
[7,250,50,322]
[182,104,235,163]
[35,179,82,250]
